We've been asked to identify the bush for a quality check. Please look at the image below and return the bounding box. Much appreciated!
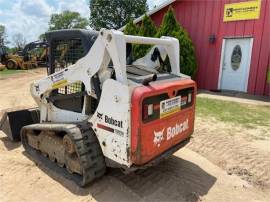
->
[133,15,157,59]
[157,7,197,78]
[124,7,197,77]
[124,20,139,35]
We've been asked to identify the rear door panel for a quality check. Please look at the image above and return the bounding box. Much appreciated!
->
[131,79,196,165]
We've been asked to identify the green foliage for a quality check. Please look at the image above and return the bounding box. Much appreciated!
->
[49,10,89,31]
[123,7,197,77]
[38,33,46,41]
[0,69,26,77]
[197,97,270,134]
[138,15,157,37]
[7,47,19,54]
[157,7,197,77]
[89,0,148,30]
[124,20,139,35]
[133,15,157,59]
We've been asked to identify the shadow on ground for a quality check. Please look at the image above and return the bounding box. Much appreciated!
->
[0,136,21,150]
[23,151,217,202]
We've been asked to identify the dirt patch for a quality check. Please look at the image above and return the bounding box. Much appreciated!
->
[0,68,46,111]
[187,117,270,189]
[1,135,269,202]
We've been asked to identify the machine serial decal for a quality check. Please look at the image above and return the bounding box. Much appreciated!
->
[153,119,189,147]
[97,123,124,137]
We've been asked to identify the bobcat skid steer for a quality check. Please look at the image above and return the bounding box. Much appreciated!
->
[0,29,196,186]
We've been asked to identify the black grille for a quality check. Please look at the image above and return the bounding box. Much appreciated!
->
[57,82,83,95]
[51,38,84,72]
[51,38,85,95]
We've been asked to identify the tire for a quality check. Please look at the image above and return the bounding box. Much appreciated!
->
[6,60,17,69]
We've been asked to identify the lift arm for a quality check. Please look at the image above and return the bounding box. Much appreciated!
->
[30,29,181,122]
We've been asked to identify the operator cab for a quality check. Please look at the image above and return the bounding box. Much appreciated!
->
[45,29,190,123]
[45,29,159,115]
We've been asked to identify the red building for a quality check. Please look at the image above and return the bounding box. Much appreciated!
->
[134,0,270,96]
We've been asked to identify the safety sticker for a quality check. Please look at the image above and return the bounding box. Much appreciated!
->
[52,79,68,89]
[160,96,181,118]
[97,123,124,137]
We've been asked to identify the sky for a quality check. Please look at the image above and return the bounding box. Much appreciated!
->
[0,0,166,46]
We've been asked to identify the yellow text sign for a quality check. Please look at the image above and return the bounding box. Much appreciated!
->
[52,80,68,89]
[224,0,261,22]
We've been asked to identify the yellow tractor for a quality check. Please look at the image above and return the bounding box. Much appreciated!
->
[0,41,48,70]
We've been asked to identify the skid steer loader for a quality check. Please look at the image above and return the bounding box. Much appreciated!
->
[0,29,196,187]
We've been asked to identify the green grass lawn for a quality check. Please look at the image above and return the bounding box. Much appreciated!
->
[0,69,26,77]
[196,97,270,129]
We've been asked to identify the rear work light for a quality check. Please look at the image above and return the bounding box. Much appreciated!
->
[143,104,154,119]
[188,92,192,103]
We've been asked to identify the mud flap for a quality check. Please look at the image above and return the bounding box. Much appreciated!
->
[0,108,40,141]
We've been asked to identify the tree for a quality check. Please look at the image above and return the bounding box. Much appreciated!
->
[89,0,148,30]
[133,15,157,59]
[0,25,8,47]
[157,7,197,77]
[124,20,139,35]
[38,33,46,41]
[12,33,27,50]
[49,10,89,31]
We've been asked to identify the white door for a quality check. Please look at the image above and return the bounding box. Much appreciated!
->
[220,38,253,92]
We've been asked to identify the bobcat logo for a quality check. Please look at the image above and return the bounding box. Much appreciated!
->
[226,8,233,17]
[97,112,103,120]
[153,129,165,147]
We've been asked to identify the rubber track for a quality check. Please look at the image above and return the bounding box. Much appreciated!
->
[21,122,106,187]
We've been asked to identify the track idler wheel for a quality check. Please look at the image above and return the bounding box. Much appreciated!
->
[63,135,75,154]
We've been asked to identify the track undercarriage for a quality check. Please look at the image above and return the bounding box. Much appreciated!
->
[21,122,106,186]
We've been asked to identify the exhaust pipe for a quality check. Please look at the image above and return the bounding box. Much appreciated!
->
[0,108,40,141]
[142,74,157,86]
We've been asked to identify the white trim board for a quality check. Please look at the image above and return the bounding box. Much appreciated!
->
[119,0,176,31]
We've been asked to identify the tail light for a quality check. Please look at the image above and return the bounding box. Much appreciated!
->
[142,87,194,123]
[143,104,154,119]
[188,92,192,103]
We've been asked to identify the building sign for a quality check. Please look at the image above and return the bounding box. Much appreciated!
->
[224,0,261,22]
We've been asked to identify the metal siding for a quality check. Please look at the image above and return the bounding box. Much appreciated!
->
[210,0,224,89]
[195,1,207,87]
[256,0,270,95]
[149,0,269,96]
[266,54,270,96]
[248,0,268,95]
[203,0,216,89]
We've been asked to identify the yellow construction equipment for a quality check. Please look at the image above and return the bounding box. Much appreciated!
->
[0,41,48,70]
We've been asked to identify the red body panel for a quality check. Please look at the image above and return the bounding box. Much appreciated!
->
[131,79,196,165]
[148,0,270,96]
